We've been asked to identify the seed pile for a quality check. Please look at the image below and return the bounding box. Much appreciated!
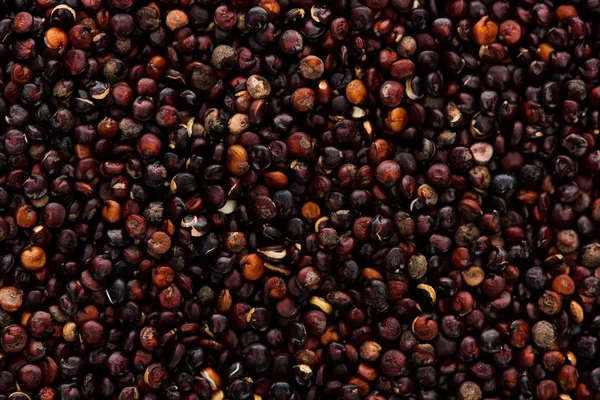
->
[2,0,600,399]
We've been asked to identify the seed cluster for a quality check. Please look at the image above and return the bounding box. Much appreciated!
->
[2,0,600,399]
